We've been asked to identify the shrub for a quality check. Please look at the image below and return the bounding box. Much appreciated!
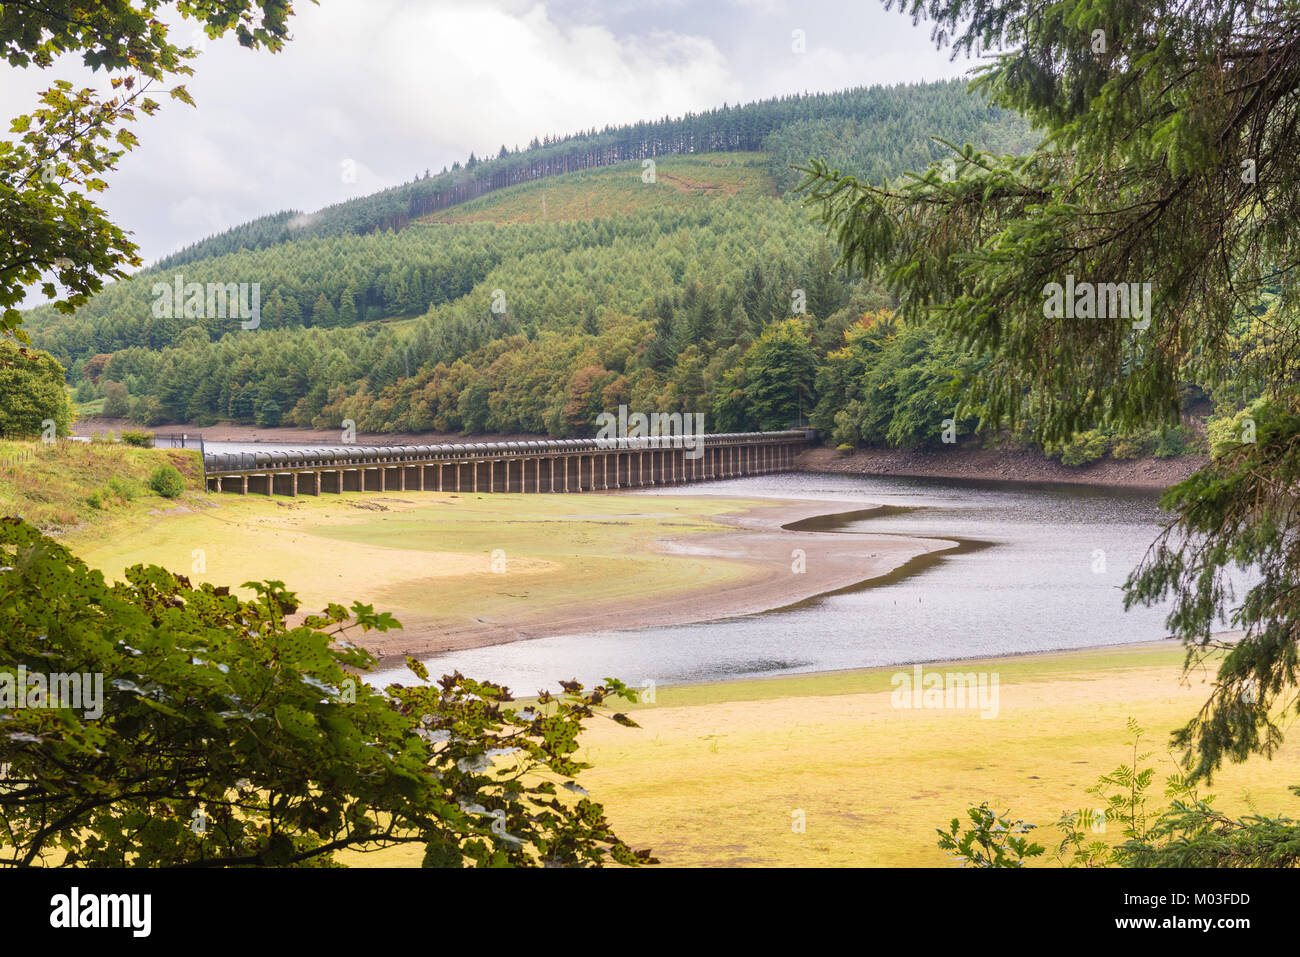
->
[0,339,74,437]
[85,491,103,510]
[1153,425,1195,458]
[1057,429,1111,466]
[107,476,136,503]
[120,430,155,448]
[101,381,130,418]
[1207,403,1263,457]
[831,405,864,447]
[1109,434,1149,460]
[147,464,185,499]
[937,802,1044,867]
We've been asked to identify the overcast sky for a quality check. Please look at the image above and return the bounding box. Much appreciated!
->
[3,0,977,266]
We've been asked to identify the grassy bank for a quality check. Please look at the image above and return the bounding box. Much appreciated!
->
[577,644,1300,867]
[0,439,203,532]
[64,491,766,642]
[343,643,1300,868]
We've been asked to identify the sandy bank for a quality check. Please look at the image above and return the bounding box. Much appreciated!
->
[568,637,1295,867]
[360,498,948,668]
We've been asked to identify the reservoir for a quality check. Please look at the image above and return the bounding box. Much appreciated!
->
[368,471,1179,690]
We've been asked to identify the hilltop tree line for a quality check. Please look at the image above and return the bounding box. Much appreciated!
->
[150,79,1035,267]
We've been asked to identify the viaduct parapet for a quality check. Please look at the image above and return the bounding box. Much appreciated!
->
[203,430,812,496]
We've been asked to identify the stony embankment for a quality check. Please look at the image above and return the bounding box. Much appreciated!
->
[798,445,1207,490]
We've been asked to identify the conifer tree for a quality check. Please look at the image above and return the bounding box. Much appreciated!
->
[802,0,1300,777]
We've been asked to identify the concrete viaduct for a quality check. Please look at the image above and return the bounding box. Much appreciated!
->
[203,430,812,496]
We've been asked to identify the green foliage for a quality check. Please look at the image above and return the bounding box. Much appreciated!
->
[1151,425,1196,458]
[1109,434,1150,461]
[804,0,1300,772]
[0,340,72,437]
[936,801,1045,867]
[150,80,1029,263]
[129,393,165,427]
[1117,790,1300,867]
[120,429,154,447]
[1206,402,1263,457]
[1077,720,1173,851]
[255,396,281,428]
[1043,424,1201,466]
[31,200,862,435]
[801,2,1299,450]
[0,518,653,867]
[82,476,138,511]
[711,320,817,431]
[764,82,1034,193]
[1056,429,1111,466]
[815,315,979,448]
[19,80,1035,441]
[100,380,129,418]
[146,463,184,498]
[1126,398,1300,779]
[72,379,95,403]
[948,719,1300,869]
[106,475,136,502]
[0,1,300,338]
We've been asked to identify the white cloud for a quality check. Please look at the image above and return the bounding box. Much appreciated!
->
[1,0,969,267]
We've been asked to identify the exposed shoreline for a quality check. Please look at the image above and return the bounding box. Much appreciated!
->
[53,436,1208,681]
[360,497,950,670]
[642,636,1222,696]
[797,445,1206,490]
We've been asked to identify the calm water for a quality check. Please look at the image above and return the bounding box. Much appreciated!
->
[367,472,1180,691]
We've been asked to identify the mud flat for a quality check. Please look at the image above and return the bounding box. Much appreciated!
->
[65,491,943,667]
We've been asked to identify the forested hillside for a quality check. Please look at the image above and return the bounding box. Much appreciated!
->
[151,79,1037,266]
[26,78,1070,452]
